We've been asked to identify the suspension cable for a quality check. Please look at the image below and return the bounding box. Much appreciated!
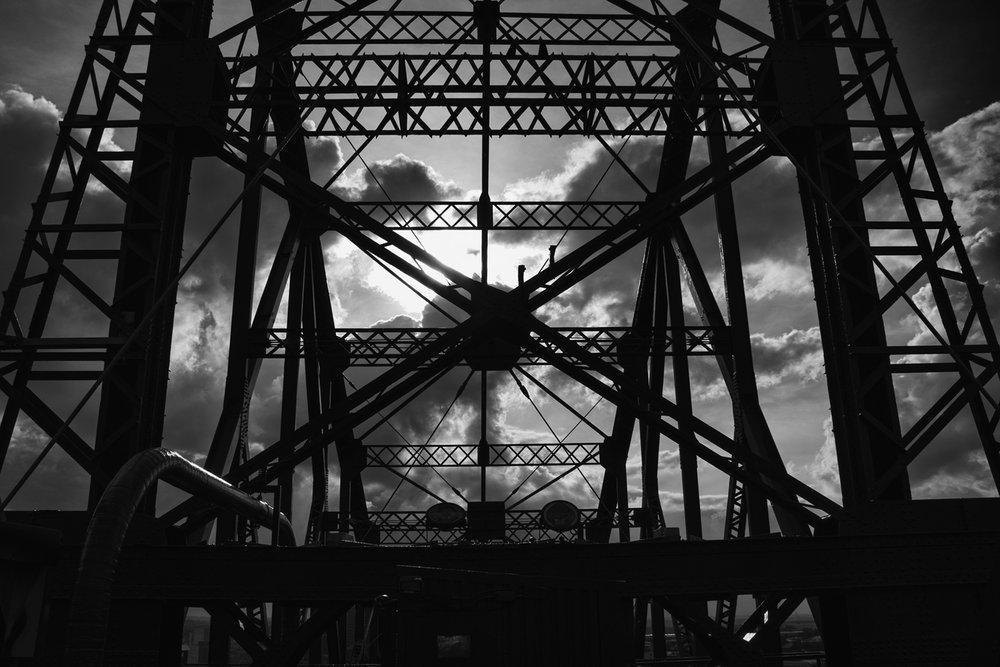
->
[381,369,475,510]
[340,368,467,506]
[503,369,607,505]
[504,370,609,510]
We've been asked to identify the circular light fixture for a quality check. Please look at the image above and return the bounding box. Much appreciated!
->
[540,499,581,532]
[425,502,467,529]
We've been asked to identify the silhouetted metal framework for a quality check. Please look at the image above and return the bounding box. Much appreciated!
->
[2,0,999,664]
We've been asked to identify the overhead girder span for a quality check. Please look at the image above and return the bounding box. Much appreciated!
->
[250,326,725,364]
[228,11,679,46]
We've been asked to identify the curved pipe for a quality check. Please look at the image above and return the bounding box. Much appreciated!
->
[65,448,294,667]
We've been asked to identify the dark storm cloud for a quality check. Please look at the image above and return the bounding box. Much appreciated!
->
[539,248,642,328]
[678,327,824,404]
[500,134,805,265]
[378,292,507,444]
[562,136,663,202]
[334,153,465,202]
[307,135,343,180]
[749,328,824,382]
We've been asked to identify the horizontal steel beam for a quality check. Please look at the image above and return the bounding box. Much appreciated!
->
[250,326,725,364]
[287,11,677,46]
[324,507,646,546]
[41,528,1000,602]
[228,53,758,92]
[219,53,767,136]
[365,442,600,467]
[348,201,642,230]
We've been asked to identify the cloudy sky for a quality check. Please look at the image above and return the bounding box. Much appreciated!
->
[1,0,998,540]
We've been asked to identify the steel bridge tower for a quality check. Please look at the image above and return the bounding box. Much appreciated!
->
[2,0,1000,664]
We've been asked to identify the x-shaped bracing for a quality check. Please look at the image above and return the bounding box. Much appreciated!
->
[65,0,847,531]
[128,78,844,535]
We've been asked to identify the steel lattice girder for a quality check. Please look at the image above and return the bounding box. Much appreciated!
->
[249,326,723,363]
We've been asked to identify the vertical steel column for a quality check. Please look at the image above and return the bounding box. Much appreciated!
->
[769,0,909,504]
[89,0,215,512]
[651,5,719,547]
[203,68,269,479]
[656,5,813,542]
[836,0,1000,490]
[205,92,270,667]
[279,248,304,521]
[592,4,715,546]
[641,247,669,535]
[630,244,668,537]
[301,244,326,544]
[475,0,499,503]
[664,246,701,539]
[207,8,290,658]
[311,234,368,539]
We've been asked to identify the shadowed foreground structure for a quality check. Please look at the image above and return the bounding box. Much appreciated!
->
[1,0,999,664]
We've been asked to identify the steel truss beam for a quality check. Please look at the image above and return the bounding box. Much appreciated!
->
[323,506,645,545]
[234,11,678,46]
[220,51,765,137]
[251,326,723,363]
[350,200,642,230]
[365,442,600,468]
